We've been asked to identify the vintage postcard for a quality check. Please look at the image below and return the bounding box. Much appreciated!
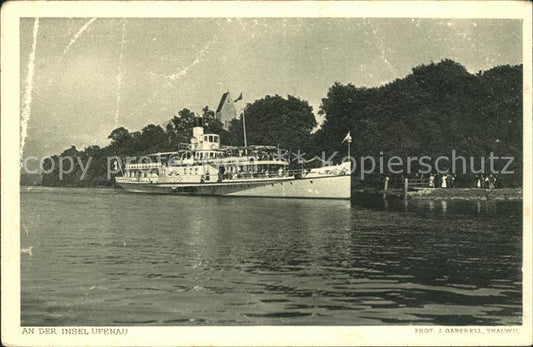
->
[1,1,532,346]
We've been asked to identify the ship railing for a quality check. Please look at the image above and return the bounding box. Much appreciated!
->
[117,175,159,183]
[287,168,348,178]
[218,171,288,181]
[198,157,288,164]
[215,168,317,181]
[222,169,305,180]
[126,162,163,169]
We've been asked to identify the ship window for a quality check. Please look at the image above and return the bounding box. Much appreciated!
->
[214,136,219,143]
[204,135,209,142]
[195,168,198,174]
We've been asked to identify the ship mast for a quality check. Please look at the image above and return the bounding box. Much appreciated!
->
[242,108,248,154]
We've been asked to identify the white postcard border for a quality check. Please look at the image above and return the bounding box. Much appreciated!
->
[2,1,532,346]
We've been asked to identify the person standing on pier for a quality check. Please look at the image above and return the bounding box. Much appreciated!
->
[449,174,456,188]
[476,175,483,188]
[484,175,490,188]
[488,174,495,189]
[441,174,448,188]
[435,173,441,188]
[494,174,501,188]
[428,173,435,187]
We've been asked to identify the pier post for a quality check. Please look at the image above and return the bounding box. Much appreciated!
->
[383,176,389,200]
[403,178,409,199]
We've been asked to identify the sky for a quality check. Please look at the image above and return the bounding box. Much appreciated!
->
[20,17,522,159]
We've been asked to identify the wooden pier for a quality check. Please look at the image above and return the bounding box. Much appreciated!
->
[353,177,522,201]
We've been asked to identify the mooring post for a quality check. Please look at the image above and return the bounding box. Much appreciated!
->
[383,176,389,200]
[403,178,409,199]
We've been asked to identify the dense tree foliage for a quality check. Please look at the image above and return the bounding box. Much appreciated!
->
[223,95,316,150]
[39,59,522,187]
[41,106,225,186]
[313,59,522,186]
[315,60,521,157]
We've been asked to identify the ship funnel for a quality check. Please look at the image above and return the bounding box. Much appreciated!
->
[191,115,204,148]
[193,116,204,128]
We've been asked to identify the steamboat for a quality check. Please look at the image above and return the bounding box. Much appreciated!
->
[115,115,351,199]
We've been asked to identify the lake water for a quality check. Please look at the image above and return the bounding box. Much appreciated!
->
[20,187,522,326]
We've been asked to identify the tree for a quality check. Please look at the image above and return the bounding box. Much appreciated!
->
[222,118,244,146]
[242,95,316,151]
[41,59,523,187]
[316,59,522,185]
[173,108,196,135]
[138,124,166,153]
[108,127,132,147]
[202,106,225,135]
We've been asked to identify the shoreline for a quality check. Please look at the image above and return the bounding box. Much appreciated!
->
[23,185,523,201]
[354,188,522,201]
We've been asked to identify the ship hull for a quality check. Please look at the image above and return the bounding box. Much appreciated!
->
[117,175,350,199]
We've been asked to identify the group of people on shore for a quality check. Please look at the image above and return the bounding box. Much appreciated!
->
[473,174,501,189]
[427,173,456,188]
[426,173,501,189]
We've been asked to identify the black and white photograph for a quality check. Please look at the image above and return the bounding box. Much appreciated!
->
[2,1,532,346]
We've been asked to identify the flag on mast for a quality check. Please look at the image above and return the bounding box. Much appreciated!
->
[342,131,352,143]
[234,92,243,103]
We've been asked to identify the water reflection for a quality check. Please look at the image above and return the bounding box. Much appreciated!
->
[20,187,521,326]
[441,200,447,215]
[352,193,517,218]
